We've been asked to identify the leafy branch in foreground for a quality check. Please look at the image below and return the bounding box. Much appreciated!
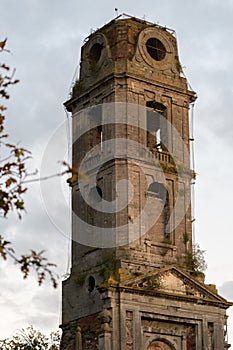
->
[0,38,29,219]
[0,325,61,350]
[0,237,58,288]
[0,38,57,287]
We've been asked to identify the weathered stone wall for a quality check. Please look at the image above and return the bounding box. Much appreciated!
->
[61,16,231,350]
[60,313,100,350]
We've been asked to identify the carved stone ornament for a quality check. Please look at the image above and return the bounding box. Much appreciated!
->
[81,33,110,79]
[98,308,112,329]
[137,28,175,72]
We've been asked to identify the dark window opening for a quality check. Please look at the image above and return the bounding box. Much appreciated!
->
[88,276,95,292]
[163,192,170,241]
[148,182,170,240]
[148,182,166,200]
[96,186,102,198]
[146,101,167,150]
[146,38,166,61]
[89,186,103,203]
[88,104,102,122]
[89,43,103,64]
[88,105,103,147]
[96,125,103,146]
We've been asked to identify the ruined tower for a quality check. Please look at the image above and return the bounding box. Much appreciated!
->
[61,15,231,350]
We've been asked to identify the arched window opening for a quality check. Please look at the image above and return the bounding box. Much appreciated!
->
[147,339,175,350]
[96,125,103,148]
[146,101,167,151]
[89,185,103,203]
[148,182,170,240]
[96,186,102,198]
[88,105,103,147]
[89,43,103,64]
[88,276,95,292]
[163,192,170,241]
[148,182,166,200]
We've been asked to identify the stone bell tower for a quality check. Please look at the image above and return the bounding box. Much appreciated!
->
[61,15,231,350]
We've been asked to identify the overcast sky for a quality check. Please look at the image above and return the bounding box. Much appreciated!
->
[1,0,233,344]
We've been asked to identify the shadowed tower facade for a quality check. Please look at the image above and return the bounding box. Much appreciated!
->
[61,15,231,350]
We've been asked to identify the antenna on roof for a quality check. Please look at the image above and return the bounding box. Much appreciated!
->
[115,8,118,16]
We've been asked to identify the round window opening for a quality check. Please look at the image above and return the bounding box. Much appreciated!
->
[89,43,103,64]
[146,38,166,61]
[88,276,95,292]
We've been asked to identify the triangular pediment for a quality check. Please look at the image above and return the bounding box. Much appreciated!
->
[120,266,230,305]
